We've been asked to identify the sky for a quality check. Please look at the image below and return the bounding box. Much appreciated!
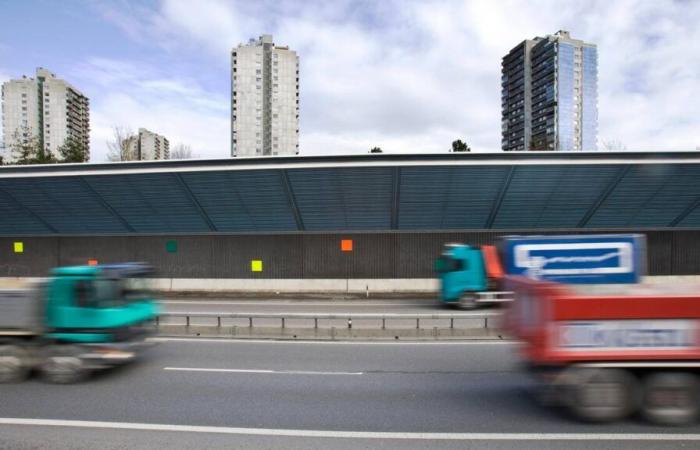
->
[0,0,698,161]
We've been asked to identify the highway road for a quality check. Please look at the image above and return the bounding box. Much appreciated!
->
[1,339,699,449]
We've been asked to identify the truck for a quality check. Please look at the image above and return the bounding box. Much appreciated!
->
[504,275,700,425]
[0,263,160,384]
[435,234,645,309]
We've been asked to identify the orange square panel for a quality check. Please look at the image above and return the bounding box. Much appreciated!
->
[341,239,353,252]
[87,259,98,266]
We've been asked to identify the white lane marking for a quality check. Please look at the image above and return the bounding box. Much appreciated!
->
[163,301,435,306]
[164,367,364,376]
[0,418,699,441]
[148,337,513,346]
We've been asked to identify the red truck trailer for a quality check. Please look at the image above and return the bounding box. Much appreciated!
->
[504,275,700,425]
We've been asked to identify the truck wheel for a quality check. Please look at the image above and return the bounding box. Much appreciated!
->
[458,293,478,310]
[0,345,30,383]
[41,347,87,384]
[641,372,700,425]
[566,368,639,423]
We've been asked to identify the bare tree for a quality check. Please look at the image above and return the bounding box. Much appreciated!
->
[170,143,193,160]
[106,126,137,161]
[601,139,627,151]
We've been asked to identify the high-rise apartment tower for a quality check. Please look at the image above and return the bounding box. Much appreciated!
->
[1,68,90,162]
[123,128,169,160]
[501,30,597,151]
[231,34,299,157]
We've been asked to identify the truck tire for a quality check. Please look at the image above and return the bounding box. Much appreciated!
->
[566,368,639,423]
[458,292,478,310]
[0,345,30,383]
[641,372,700,425]
[40,346,87,384]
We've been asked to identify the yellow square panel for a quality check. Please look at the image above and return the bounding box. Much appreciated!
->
[251,260,263,272]
[13,242,23,253]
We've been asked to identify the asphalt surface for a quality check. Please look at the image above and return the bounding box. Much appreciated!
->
[2,339,700,449]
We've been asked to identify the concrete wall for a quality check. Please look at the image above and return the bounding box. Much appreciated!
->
[1,230,699,279]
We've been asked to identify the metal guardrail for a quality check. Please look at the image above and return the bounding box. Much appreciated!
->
[155,312,499,330]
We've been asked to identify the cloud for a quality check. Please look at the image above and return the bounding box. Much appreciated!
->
[69,58,229,161]
[0,68,11,146]
[82,0,700,154]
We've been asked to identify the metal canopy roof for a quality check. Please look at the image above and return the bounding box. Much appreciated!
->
[1,152,699,235]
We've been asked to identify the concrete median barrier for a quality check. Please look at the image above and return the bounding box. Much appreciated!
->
[152,312,505,341]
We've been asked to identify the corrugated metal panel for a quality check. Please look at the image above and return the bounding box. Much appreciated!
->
[302,234,349,278]
[399,166,509,230]
[347,233,396,278]
[396,232,460,278]
[181,171,298,232]
[631,165,700,227]
[0,231,696,278]
[671,230,700,275]
[1,178,127,233]
[132,236,212,278]
[58,236,134,267]
[1,161,699,235]
[493,166,564,228]
[586,165,677,228]
[678,206,700,228]
[646,231,673,276]
[398,167,450,229]
[211,235,303,278]
[85,174,210,233]
[288,168,393,231]
[535,165,620,228]
[0,237,58,276]
[0,183,51,234]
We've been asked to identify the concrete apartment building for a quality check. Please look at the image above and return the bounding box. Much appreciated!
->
[501,30,597,151]
[124,128,169,160]
[231,34,299,157]
[1,68,90,162]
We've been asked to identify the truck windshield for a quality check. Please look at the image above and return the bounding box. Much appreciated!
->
[93,277,151,307]
[122,277,151,302]
[435,256,464,273]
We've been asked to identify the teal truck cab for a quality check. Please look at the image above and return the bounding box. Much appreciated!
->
[0,263,160,383]
[436,234,645,309]
[435,244,511,309]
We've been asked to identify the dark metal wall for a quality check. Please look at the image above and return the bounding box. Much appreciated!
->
[1,230,699,278]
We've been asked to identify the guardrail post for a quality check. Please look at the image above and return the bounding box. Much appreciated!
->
[348,318,352,329]
[249,317,253,328]
[155,316,159,327]
[382,318,386,330]
[416,318,420,329]
[217,316,221,328]
[186,316,190,327]
[314,318,318,329]
[450,318,454,329]
[484,317,488,329]
[282,317,285,329]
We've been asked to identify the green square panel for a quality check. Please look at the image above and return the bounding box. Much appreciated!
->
[166,240,178,253]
